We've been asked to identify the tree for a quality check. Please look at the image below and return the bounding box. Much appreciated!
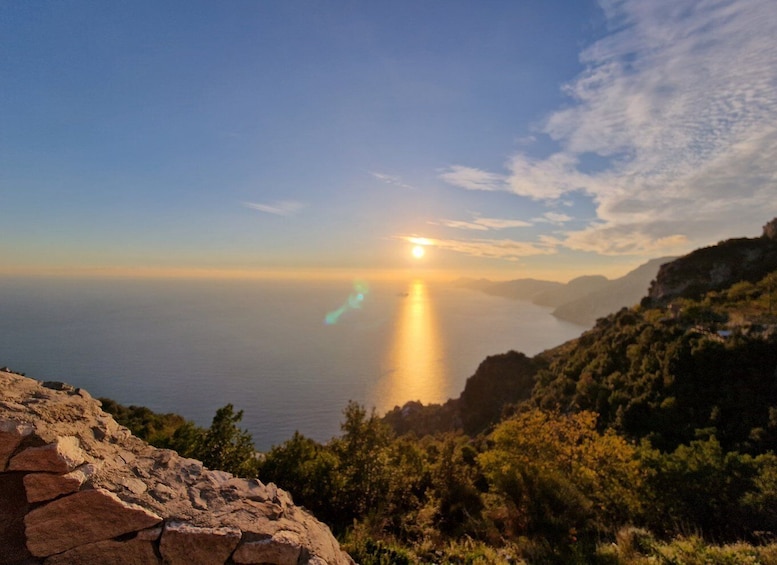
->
[259,431,341,522]
[479,409,645,543]
[642,436,758,539]
[331,401,394,522]
[195,404,259,477]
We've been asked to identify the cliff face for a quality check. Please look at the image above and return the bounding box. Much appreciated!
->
[648,219,777,304]
[0,370,353,565]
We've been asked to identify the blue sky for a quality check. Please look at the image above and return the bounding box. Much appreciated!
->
[2,0,776,281]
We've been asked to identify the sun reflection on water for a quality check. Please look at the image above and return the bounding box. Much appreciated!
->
[371,279,446,413]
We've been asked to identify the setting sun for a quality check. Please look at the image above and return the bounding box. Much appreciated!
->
[412,245,426,259]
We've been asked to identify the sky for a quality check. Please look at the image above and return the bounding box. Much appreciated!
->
[2,0,776,282]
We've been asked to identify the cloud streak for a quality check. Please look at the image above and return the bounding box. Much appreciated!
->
[371,172,415,190]
[434,216,532,231]
[243,201,304,217]
[441,0,777,255]
[439,166,507,192]
[399,235,556,261]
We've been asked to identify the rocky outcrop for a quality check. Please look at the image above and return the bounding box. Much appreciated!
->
[648,220,777,304]
[764,218,777,241]
[0,370,354,565]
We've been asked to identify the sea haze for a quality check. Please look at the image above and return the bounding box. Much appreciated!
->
[0,277,585,450]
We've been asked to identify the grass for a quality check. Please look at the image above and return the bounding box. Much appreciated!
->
[595,528,777,565]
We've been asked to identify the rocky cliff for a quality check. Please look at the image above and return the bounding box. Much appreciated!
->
[648,219,777,304]
[0,370,353,565]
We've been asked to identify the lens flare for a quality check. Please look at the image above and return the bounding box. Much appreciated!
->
[325,280,370,325]
[412,245,425,258]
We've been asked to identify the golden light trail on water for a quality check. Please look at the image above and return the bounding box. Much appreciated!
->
[372,279,445,412]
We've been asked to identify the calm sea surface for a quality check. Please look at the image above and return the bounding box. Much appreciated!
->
[0,277,585,450]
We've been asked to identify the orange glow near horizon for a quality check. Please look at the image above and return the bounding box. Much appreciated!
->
[372,279,446,412]
[0,258,651,284]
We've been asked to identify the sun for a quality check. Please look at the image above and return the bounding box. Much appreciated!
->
[412,245,426,259]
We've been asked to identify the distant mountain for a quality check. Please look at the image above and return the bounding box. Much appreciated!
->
[532,275,609,307]
[453,276,563,301]
[458,257,675,326]
[552,257,674,325]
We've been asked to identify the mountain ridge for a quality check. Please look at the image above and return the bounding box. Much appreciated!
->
[457,256,675,326]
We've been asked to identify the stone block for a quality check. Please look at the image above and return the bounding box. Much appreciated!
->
[43,537,161,565]
[0,420,33,470]
[9,436,85,473]
[24,488,162,556]
[159,521,241,565]
[233,531,303,565]
[24,467,89,503]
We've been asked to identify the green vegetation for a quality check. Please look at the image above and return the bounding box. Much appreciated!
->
[99,400,259,477]
[101,262,777,563]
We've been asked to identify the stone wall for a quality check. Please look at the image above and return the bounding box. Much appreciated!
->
[0,370,354,565]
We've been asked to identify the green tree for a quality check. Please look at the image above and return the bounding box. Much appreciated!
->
[258,431,341,523]
[641,436,758,539]
[195,404,260,477]
[331,401,394,522]
[163,420,206,458]
[479,409,644,543]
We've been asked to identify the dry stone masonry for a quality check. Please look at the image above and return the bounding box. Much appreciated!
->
[0,369,354,565]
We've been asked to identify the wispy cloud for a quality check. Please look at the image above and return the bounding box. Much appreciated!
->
[371,172,415,190]
[399,235,556,261]
[533,212,572,225]
[243,200,304,217]
[441,0,777,255]
[435,219,490,231]
[439,166,507,192]
[434,216,532,231]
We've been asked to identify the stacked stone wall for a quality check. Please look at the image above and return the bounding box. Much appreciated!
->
[0,370,353,565]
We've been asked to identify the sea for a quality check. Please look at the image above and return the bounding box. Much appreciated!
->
[0,277,586,450]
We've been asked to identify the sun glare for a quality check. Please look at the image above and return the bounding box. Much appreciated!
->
[412,245,426,259]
